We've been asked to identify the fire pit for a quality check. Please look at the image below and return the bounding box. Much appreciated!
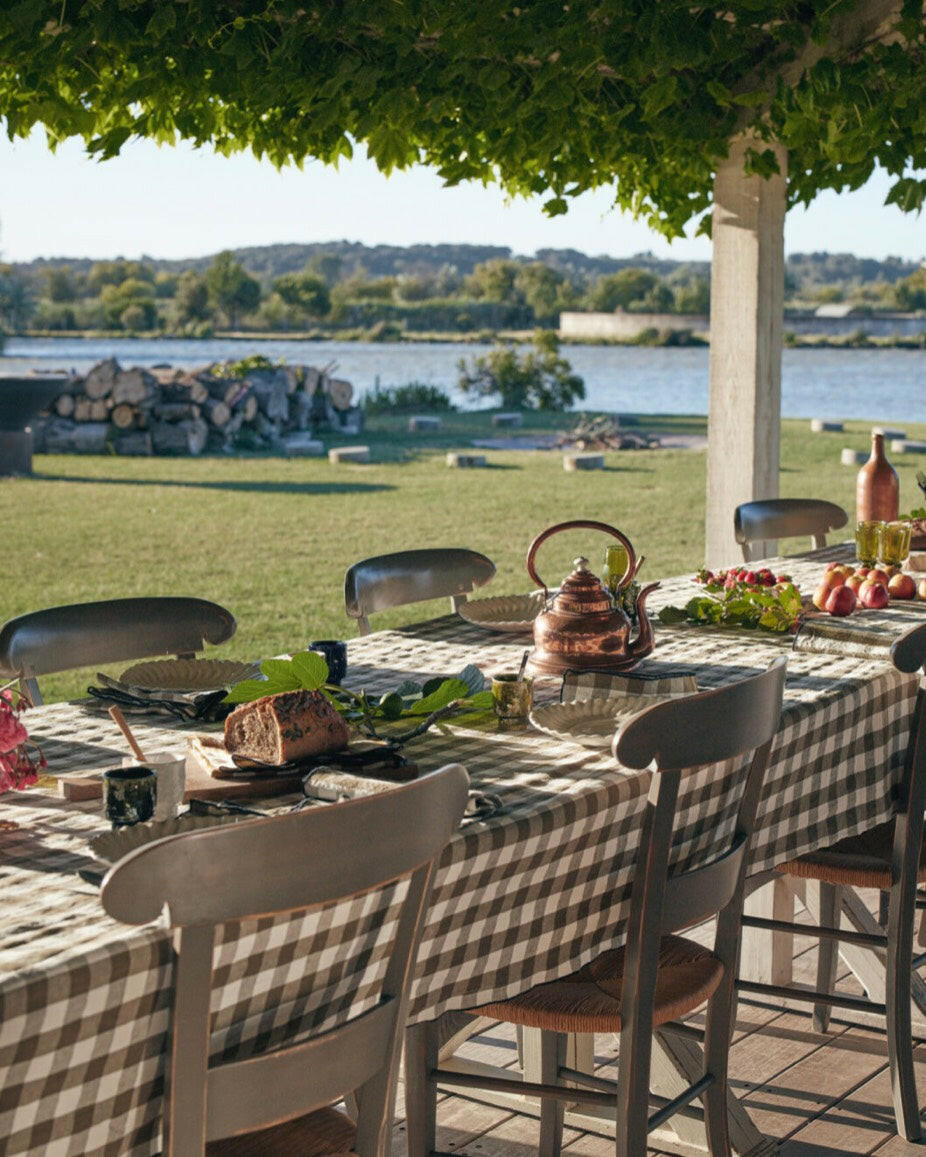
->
[0,375,70,474]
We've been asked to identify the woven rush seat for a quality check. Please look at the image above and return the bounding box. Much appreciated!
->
[779,818,926,890]
[207,1105,357,1156]
[471,934,725,1034]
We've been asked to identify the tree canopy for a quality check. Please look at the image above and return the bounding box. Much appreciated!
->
[0,1,923,236]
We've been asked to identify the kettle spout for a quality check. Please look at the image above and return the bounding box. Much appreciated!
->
[628,581,661,661]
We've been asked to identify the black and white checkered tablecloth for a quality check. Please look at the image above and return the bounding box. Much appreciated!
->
[1,547,922,1155]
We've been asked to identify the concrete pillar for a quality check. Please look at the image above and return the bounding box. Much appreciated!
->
[0,430,33,475]
[705,136,787,567]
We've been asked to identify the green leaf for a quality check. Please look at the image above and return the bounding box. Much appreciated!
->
[378,692,405,720]
[456,664,486,696]
[421,676,446,697]
[258,658,303,689]
[658,605,688,625]
[408,677,469,715]
[224,677,293,704]
[290,650,330,690]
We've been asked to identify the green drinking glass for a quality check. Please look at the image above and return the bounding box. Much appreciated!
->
[855,520,883,567]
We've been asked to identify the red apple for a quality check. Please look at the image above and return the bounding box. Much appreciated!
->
[856,566,871,578]
[888,573,916,600]
[813,583,831,611]
[820,569,847,592]
[868,568,890,587]
[825,585,857,616]
[882,565,902,578]
[860,579,890,609]
[918,579,926,601]
[845,573,865,594]
[825,562,842,572]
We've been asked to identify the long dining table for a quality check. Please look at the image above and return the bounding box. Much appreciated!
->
[2,545,924,1156]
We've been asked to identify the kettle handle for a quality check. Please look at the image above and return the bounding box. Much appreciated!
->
[526,520,637,597]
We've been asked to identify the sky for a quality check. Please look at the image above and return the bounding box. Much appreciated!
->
[0,130,923,264]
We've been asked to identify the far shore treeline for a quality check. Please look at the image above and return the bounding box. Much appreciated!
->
[0,242,924,341]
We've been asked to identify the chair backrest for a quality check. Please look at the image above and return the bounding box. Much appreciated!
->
[344,548,496,635]
[101,764,470,1157]
[0,597,236,703]
[734,499,848,562]
[613,658,786,1027]
[887,624,926,900]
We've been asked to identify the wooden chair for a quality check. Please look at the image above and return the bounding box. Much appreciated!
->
[734,499,847,562]
[100,764,470,1157]
[344,548,495,635]
[739,622,926,1141]
[405,659,787,1157]
[0,597,236,703]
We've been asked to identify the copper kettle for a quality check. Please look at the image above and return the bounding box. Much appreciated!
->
[526,519,660,675]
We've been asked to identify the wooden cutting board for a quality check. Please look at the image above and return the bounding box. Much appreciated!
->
[58,736,416,803]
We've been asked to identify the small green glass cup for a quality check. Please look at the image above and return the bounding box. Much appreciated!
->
[602,544,629,597]
[492,674,534,721]
[880,520,912,567]
[855,519,883,567]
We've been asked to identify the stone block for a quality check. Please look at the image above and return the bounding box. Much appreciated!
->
[564,452,605,472]
[492,412,523,428]
[282,434,325,457]
[810,419,844,433]
[446,452,487,468]
[841,448,867,466]
[0,430,33,475]
[893,439,926,454]
[408,416,442,432]
[873,426,906,440]
[328,445,370,464]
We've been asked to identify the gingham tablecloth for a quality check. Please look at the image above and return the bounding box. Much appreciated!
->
[1,546,921,1155]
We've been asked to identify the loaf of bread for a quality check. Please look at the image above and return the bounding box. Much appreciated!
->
[224,689,349,765]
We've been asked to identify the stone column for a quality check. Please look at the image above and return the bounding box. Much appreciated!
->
[705,135,788,567]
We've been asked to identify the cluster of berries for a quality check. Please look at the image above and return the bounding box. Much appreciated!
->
[695,567,793,591]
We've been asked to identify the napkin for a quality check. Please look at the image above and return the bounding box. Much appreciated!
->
[561,668,698,703]
[793,601,926,661]
[86,673,233,721]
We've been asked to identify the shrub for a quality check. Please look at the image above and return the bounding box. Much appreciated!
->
[457,331,584,410]
[364,382,455,414]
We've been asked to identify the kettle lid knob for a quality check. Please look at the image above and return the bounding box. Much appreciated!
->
[573,556,589,571]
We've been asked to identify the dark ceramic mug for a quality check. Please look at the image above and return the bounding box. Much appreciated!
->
[103,765,157,828]
[309,639,348,686]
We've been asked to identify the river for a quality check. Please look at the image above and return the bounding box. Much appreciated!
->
[2,336,924,422]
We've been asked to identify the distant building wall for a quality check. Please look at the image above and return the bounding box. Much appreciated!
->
[558,311,708,339]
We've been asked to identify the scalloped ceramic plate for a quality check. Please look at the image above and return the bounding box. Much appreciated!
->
[529,692,686,750]
[457,592,545,634]
[119,658,259,692]
[89,812,249,864]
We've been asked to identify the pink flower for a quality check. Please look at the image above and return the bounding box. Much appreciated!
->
[0,703,28,755]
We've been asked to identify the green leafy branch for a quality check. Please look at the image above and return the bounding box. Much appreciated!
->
[658,582,804,633]
[225,652,494,739]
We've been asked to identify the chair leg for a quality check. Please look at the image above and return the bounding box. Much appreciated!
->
[813,883,842,1033]
[880,889,891,928]
[538,1031,567,1157]
[702,980,734,1157]
[886,884,922,1142]
[615,1011,655,1156]
[405,1021,438,1157]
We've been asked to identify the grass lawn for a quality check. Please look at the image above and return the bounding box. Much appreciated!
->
[5,410,925,702]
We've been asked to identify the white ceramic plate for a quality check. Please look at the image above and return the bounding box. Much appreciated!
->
[89,812,248,864]
[529,693,686,750]
[119,658,259,692]
[457,592,545,633]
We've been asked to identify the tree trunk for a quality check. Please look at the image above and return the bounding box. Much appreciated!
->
[84,358,120,400]
[112,368,158,406]
[151,418,208,456]
[152,402,201,422]
[111,403,138,430]
[89,399,110,422]
[54,393,75,418]
[249,377,289,423]
[73,398,93,422]
[202,399,231,428]
[289,391,313,431]
[326,377,354,411]
[44,419,110,453]
[113,431,153,456]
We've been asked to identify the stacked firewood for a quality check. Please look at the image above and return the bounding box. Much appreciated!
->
[37,358,360,456]
[556,414,660,451]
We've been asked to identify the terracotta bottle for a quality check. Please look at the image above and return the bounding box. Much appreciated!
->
[856,431,899,523]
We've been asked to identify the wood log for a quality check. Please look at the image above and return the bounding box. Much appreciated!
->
[152,402,201,422]
[111,403,137,430]
[89,399,110,422]
[282,365,303,394]
[303,367,322,395]
[159,381,201,405]
[73,398,93,422]
[205,378,241,404]
[44,419,110,454]
[254,413,282,444]
[326,377,354,411]
[289,391,313,431]
[112,368,158,407]
[84,358,120,400]
[113,431,153,456]
[237,393,258,422]
[54,393,75,418]
[249,376,290,423]
[202,399,231,428]
[151,418,208,456]
[188,379,209,405]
